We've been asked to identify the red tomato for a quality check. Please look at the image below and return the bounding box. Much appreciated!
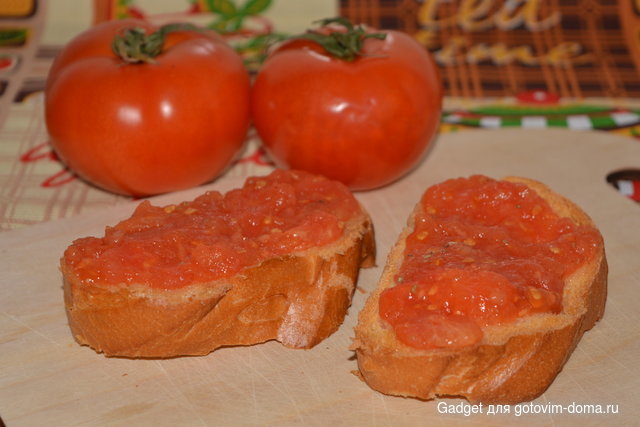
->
[251,20,442,190]
[45,19,250,196]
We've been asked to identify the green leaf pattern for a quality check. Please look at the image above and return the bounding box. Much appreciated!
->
[206,0,238,18]
[206,0,273,33]
[241,0,272,15]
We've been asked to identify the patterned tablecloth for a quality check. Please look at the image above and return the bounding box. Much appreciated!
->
[1,0,639,231]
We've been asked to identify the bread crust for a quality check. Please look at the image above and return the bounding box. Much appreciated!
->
[353,177,607,404]
[63,210,375,358]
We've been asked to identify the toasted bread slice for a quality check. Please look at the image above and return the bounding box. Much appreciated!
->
[353,176,607,404]
[62,170,375,358]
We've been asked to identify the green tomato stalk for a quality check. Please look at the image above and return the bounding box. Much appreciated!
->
[295,17,387,62]
[112,23,200,64]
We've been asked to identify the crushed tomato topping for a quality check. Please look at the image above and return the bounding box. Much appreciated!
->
[379,175,601,350]
[64,170,360,289]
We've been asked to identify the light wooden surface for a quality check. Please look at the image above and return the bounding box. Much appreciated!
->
[1,129,639,426]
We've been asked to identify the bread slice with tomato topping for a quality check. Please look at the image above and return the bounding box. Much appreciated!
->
[353,175,607,404]
[62,170,375,358]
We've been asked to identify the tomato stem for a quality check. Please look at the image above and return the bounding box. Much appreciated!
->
[112,23,200,64]
[294,17,386,62]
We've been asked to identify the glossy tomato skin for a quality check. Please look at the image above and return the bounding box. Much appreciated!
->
[45,19,250,196]
[251,30,442,191]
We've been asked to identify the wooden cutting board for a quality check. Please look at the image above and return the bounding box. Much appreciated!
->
[2,129,639,426]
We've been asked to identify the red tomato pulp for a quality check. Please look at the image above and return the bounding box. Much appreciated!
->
[379,176,602,349]
[64,170,361,289]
